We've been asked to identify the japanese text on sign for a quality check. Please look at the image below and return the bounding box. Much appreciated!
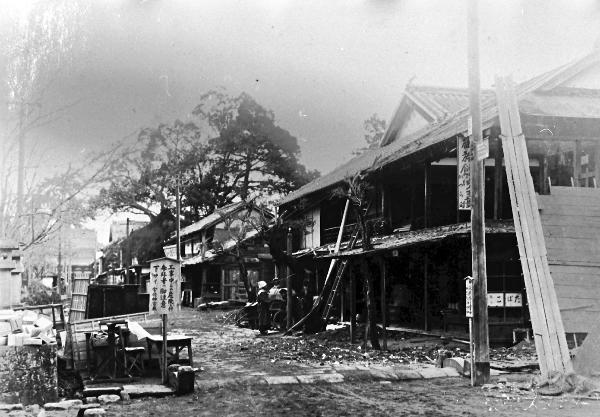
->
[457,136,472,210]
[149,258,181,315]
[465,277,473,318]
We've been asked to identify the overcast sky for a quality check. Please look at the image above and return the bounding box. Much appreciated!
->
[4,0,600,177]
[3,0,600,243]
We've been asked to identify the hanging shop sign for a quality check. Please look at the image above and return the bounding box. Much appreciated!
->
[457,135,472,210]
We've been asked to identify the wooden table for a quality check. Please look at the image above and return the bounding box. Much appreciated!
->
[146,334,194,368]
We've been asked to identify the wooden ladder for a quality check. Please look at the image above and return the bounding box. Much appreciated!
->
[321,227,361,322]
[321,259,350,322]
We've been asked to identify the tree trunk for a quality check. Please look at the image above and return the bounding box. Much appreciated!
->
[360,258,381,350]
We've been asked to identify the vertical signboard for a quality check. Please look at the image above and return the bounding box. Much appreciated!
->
[465,276,473,318]
[149,257,181,315]
[457,135,472,210]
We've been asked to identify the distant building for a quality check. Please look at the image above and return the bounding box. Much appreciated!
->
[109,219,149,243]
[163,201,274,303]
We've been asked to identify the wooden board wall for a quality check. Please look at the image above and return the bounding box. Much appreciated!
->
[538,186,600,333]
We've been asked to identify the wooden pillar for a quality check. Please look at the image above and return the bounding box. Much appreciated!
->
[574,139,582,186]
[423,253,428,331]
[349,262,356,343]
[286,228,293,330]
[424,162,430,228]
[595,142,600,188]
[468,0,490,385]
[493,137,503,219]
[380,257,387,350]
[539,155,548,194]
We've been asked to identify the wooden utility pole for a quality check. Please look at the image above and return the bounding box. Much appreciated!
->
[467,0,490,385]
[286,228,293,330]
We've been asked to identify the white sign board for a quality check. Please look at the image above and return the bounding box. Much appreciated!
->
[487,292,504,307]
[476,139,489,161]
[457,136,472,210]
[149,258,181,315]
[504,293,523,307]
[465,277,473,318]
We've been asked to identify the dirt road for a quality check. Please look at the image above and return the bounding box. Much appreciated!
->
[102,309,600,416]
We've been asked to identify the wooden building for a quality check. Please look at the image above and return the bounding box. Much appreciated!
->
[278,50,600,344]
[165,201,275,302]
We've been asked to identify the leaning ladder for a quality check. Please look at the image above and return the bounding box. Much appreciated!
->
[321,227,361,322]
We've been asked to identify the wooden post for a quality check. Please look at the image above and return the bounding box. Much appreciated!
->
[286,228,293,330]
[424,162,430,228]
[595,143,600,188]
[350,262,356,343]
[574,140,582,187]
[380,257,387,350]
[161,313,168,383]
[540,155,548,194]
[494,137,503,219]
[423,253,429,331]
[467,0,490,385]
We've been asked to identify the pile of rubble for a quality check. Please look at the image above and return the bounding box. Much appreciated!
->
[0,309,60,346]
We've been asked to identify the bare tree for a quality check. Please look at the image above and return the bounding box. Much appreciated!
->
[1,0,88,240]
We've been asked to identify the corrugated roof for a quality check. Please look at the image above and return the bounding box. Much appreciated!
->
[278,52,600,206]
[319,221,515,258]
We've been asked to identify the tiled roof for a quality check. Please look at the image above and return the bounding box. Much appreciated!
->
[278,52,600,206]
[175,200,249,239]
[405,85,494,121]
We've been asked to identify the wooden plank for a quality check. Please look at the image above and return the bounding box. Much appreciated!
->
[549,186,600,196]
[496,76,573,376]
[514,108,572,374]
[498,98,550,376]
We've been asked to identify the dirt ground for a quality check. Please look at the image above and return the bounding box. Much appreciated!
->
[102,308,600,416]
[105,379,600,417]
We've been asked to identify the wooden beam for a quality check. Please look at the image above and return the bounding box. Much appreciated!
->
[574,140,582,187]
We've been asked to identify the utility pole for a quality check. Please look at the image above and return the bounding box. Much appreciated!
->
[467,0,490,385]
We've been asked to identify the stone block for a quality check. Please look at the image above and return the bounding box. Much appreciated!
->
[83,408,106,416]
[121,384,175,398]
[84,397,98,404]
[168,366,195,395]
[443,357,470,376]
[296,373,344,384]
[43,399,82,410]
[97,395,120,405]
[82,387,122,397]
[369,368,399,381]
[264,376,299,385]
[77,404,105,417]
[393,369,422,380]
[417,367,447,379]
[0,405,22,412]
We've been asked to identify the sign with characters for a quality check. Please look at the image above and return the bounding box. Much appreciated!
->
[487,292,504,307]
[504,292,523,307]
[457,135,472,210]
[148,257,181,315]
[465,276,473,318]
